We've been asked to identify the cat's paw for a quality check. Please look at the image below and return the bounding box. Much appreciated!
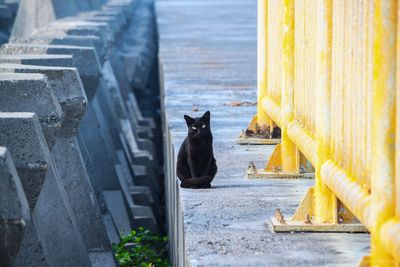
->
[192,183,211,189]
[180,181,191,188]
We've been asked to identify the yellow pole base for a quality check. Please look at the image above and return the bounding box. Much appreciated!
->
[246,169,314,179]
[237,115,281,145]
[357,256,370,267]
[269,188,368,233]
[246,144,314,179]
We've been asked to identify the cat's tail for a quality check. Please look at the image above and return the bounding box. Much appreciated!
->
[180,176,213,188]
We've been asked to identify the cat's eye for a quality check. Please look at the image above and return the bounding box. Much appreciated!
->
[202,124,206,128]
[192,126,196,130]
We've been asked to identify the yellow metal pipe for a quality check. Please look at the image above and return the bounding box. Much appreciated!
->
[321,160,372,230]
[286,121,317,167]
[380,219,400,264]
[396,0,400,219]
[280,0,298,173]
[314,0,337,225]
[371,0,397,264]
[261,96,282,128]
[256,0,269,128]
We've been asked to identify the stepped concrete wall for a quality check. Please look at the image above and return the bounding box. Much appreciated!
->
[0,0,164,266]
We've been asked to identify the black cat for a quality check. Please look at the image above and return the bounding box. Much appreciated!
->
[177,111,217,188]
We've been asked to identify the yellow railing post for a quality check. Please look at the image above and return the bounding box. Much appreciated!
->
[396,0,400,223]
[237,0,280,145]
[248,0,400,261]
[314,0,337,224]
[280,0,299,173]
[256,0,269,130]
[371,0,397,265]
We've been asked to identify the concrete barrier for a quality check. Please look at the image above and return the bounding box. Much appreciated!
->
[0,64,116,262]
[1,0,165,264]
[0,44,101,99]
[0,73,63,149]
[0,146,30,267]
[0,113,91,266]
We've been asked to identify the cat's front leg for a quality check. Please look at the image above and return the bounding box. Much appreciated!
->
[187,157,202,178]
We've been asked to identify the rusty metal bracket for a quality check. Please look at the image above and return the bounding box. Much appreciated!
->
[237,116,281,145]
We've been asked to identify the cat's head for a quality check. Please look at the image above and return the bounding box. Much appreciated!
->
[184,111,211,138]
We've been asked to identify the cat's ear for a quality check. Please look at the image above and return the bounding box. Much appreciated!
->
[202,111,210,122]
[184,115,195,127]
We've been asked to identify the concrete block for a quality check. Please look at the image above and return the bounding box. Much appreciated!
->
[0,53,74,67]
[0,43,101,100]
[0,146,30,267]
[78,10,127,30]
[120,119,154,162]
[0,64,87,137]
[0,113,91,266]
[78,104,120,190]
[32,26,108,54]
[11,35,104,62]
[116,150,135,188]
[101,212,120,245]
[52,137,112,252]
[0,65,116,252]
[126,91,156,129]
[45,20,113,45]
[32,159,91,266]
[103,190,132,236]
[0,113,49,209]
[108,47,132,98]
[101,61,155,145]
[76,130,108,212]
[115,164,156,230]
[64,15,121,37]
[0,73,63,149]
[14,221,49,266]
[11,0,102,38]
[89,251,117,267]
[116,149,162,220]
[92,95,119,159]
[104,0,136,18]
[0,4,11,17]
[118,133,161,199]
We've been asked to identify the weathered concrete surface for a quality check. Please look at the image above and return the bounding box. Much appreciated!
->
[0,113,91,266]
[0,44,101,99]
[0,73,63,149]
[156,1,370,266]
[11,0,105,38]
[0,64,87,136]
[0,146,29,267]
[0,54,74,66]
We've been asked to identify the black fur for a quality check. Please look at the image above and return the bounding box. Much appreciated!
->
[177,111,217,189]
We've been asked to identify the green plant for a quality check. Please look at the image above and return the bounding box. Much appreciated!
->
[113,227,169,267]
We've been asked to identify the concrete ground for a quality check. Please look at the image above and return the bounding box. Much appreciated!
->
[156,0,370,266]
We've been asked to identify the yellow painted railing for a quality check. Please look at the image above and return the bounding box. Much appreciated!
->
[254,0,399,265]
